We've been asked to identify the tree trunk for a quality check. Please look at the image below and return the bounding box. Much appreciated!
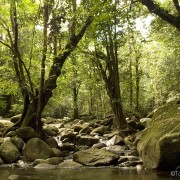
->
[5,15,94,138]
[73,86,79,119]
[135,57,140,109]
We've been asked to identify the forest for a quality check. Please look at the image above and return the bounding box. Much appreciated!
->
[0,0,180,178]
[0,0,179,135]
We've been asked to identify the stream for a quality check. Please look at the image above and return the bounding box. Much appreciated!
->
[0,166,177,180]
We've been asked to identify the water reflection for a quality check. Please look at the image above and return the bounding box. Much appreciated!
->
[0,167,177,180]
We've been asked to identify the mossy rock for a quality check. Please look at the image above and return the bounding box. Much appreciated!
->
[137,99,180,170]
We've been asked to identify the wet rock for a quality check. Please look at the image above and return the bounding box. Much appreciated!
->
[11,136,24,150]
[0,139,20,163]
[104,130,125,139]
[79,126,92,134]
[139,118,151,127]
[10,114,21,123]
[16,127,38,141]
[43,125,59,136]
[52,148,64,157]
[73,123,85,132]
[41,117,56,124]
[102,145,127,155]
[92,142,106,149]
[59,142,76,151]
[90,125,110,136]
[137,99,180,170]
[23,138,54,161]
[46,157,64,165]
[58,160,83,168]
[73,148,119,166]
[34,163,57,169]
[76,135,99,146]
[118,156,128,164]
[46,137,58,148]
[7,131,17,137]
[106,135,124,146]
[119,160,143,167]
[33,159,46,166]
[60,131,76,142]
[33,157,63,166]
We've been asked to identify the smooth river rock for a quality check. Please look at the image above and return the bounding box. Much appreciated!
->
[73,148,119,166]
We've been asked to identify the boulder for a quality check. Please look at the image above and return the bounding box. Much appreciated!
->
[33,157,63,166]
[73,148,119,166]
[102,145,127,155]
[10,114,21,123]
[6,130,17,137]
[11,136,24,150]
[76,135,99,146]
[90,125,109,135]
[46,137,58,148]
[73,123,85,132]
[46,157,64,165]
[0,139,20,163]
[92,142,106,149]
[139,118,151,127]
[137,99,180,170]
[23,138,54,161]
[41,117,56,124]
[43,125,59,136]
[106,135,124,146]
[16,127,38,141]
[52,148,64,157]
[79,126,92,134]
[60,129,76,142]
[59,142,75,151]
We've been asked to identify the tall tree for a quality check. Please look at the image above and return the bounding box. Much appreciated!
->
[0,0,94,137]
[84,0,128,129]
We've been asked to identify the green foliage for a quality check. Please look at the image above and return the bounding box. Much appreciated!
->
[0,0,179,119]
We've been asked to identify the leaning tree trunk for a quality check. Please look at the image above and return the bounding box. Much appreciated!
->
[5,16,94,138]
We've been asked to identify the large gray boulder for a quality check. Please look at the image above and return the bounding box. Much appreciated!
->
[137,99,180,170]
[0,139,20,163]
[23,138,54,161]
[73,148,119,166]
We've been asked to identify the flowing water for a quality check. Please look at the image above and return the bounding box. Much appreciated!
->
[0,166,178,180]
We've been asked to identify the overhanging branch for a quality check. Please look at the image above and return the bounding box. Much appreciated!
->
[138,0,180,30]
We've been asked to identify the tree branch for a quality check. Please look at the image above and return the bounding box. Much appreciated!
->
[138,0,180,30]
[173,0,180,15]
[43,15,94,109]
[0,40,12,50]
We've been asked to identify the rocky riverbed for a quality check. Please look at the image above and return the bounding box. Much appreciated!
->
[0,97,179,180]
[0,115,144,172]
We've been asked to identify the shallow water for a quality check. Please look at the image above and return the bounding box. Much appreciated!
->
[0,166,178,180]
